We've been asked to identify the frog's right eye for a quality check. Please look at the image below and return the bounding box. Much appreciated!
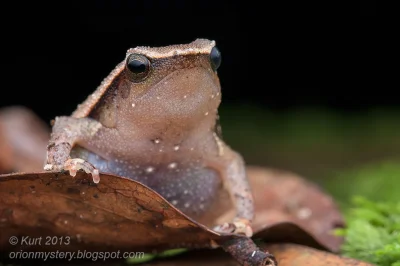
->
[126,54,151,82]
[210,46,221,71]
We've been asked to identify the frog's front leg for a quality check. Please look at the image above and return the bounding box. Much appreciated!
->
[44,116,103,183]
[210,143,254,238]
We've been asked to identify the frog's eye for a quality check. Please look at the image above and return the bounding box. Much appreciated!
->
[210,46,221,71]
[126,54,151,82]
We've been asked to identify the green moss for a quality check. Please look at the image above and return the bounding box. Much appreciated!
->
[323,161,400,265]
[126,248,188,264]
[126,253,156,264]
[336,196,400,266]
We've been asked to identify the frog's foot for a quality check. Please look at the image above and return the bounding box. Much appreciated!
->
[213,218,253,238]
[64,158,100,183]
[45,158,100,184]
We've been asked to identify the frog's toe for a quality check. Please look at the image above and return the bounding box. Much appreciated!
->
[213,222,236,235]
[213,218,253,238]
[63,158,100,184]
[232,218,253,237]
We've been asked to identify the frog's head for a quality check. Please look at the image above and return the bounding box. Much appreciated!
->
[86,39,222,136]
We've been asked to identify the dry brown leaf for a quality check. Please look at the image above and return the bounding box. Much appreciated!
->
[0,169,344,265]
[0,171,226,253]
[0,106,49,173]
[0,171,276,265]
[248,167,344,252]
[0,168,344,253]
[265,243,373,266]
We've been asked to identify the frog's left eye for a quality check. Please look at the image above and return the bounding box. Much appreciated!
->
[126,54,151,82]
[210,46,221,71]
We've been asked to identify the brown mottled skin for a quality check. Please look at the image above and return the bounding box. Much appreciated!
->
[44,39,254,237]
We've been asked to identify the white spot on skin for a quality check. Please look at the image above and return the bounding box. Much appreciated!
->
[183,190,189,194]
[154,138,161,144]
[211,94,215,99]
[184,202,190,208]
[190,147,194,151]
[297,208,312,219]
[156,96,161,100]
[131,103,135,107]
[199,204,205,209]
[168,162,177,169]
[172,200,178,205]
[44,164,53,171]
[204,112,209,116]
[174,145,180,151]
[183,95,187,99]
[146,167,155,173]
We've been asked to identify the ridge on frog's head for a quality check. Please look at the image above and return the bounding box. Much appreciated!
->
[128,39,215,58]
[72,39,222,136]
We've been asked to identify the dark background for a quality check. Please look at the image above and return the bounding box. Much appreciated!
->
[0,1,378,123]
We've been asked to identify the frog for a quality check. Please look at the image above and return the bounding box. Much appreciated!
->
[44,39,254,237]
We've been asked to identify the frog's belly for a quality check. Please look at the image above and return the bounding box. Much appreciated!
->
[71,148,222,219]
